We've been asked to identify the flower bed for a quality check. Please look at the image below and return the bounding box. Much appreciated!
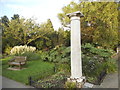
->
[36,44,117,85]
[29,72,67,88]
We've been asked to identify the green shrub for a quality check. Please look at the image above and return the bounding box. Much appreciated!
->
[36,71,66,88]
[56,64,70,73]
[37,44,117,84]
[21,52,41,61]
[65,81,77,88]
[82,43,114,58]
[0,54,2,59]
[4,45,12,55]
[105,58,117,73]
[82,43,117,83]
[38,46,71,73]
[1,56,14,65]
[40,46,70,64]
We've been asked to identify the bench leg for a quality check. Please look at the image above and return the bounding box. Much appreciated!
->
[9,65,13,68]
[19,65,21,69]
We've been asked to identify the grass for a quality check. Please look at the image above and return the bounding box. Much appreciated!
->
[2,56,55,84]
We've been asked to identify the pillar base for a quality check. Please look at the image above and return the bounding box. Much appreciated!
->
[67,76,86,88]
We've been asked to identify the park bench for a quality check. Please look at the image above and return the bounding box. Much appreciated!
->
[8,56,27,69]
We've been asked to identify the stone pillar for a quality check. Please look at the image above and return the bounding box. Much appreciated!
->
[67,11,85,88]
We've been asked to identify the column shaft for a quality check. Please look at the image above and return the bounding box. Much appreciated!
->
[71,16,82,78]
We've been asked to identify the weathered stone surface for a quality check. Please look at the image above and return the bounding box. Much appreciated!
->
[83,82,94,88]
[67,76,86,88]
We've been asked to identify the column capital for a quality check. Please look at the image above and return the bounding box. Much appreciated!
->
[66,11,84,18]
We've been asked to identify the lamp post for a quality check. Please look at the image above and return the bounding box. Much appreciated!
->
[66,11,85,88]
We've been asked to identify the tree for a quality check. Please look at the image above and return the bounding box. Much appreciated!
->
[58,2,118,49]
[64,30,70,46]
[57,27,70,46]
[1,15,9,27]
[1,15,50,52]
[11,14,20,20]
[34,19,55,50]
[118,2,120,45]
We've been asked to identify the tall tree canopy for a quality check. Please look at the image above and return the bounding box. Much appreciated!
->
[11,14,20,20]
[1,14,56,52]
[58,2,118,48]
[1,14,70,53]
[1,15,9,27]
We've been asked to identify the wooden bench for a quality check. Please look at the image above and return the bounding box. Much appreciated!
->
[8,56,27,69]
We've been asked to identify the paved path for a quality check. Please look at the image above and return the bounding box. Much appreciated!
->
[93,72,118,88]
[1,76,33,88]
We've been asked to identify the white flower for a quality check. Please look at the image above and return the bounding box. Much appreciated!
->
[10,45,36,55]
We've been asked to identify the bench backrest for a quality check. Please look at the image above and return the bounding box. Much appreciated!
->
[14,56,27,62]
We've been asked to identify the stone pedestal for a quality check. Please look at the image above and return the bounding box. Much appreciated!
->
[67,76,86,88]
[67,11,85,88]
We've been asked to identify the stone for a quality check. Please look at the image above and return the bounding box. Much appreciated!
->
[67,76,86,88]
[66,11,84,18]
[83,82,94,88]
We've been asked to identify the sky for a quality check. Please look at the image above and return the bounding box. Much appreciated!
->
[0,0,79,30]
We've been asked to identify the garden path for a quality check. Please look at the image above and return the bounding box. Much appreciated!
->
[1,76,33,88]
[93,72,118,88]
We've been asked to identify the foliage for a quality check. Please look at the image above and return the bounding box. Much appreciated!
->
[81,43,117,82]
[37,45,71,73]
[1,15,54,52]
[105,58,117,73]
[56,63,70,73]
[82,43,114,57]
[2,17,45,46]
[22,52,41,61]
[39,45,70,64]
[58,2,118,48]
[57,28,70,46]
[1,14,70,53]
[2,57,54,84]
[65,81,77,88]
[35,71,67,88]
[0,15,9,27]
[34,19,55,50]
[39,44,117,83]
[10,45,36,55]
[2,44,117,85]
[1,56,14,65]
[4,45,12,55]
[118,2,120,44]
[11,14,20,20]
[1,2,119,86]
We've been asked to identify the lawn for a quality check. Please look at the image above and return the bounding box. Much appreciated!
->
[2,56,55,84]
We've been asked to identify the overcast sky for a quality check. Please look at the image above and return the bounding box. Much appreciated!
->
[0,0,79,30]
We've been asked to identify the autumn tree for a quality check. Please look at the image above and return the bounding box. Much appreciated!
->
[34,19,55,50]
[58,2,118,49]
[1,15,55,52]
